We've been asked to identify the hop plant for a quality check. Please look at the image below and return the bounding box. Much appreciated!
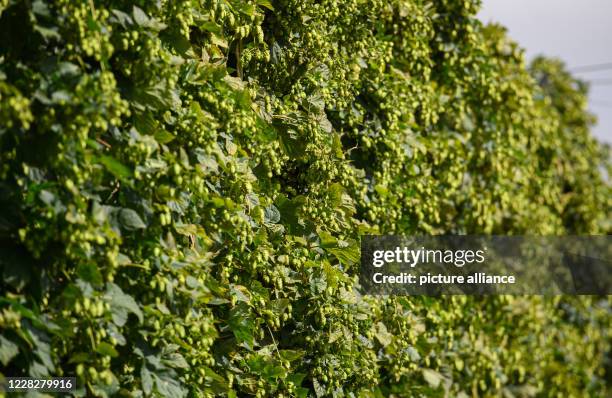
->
[0,1,609,397]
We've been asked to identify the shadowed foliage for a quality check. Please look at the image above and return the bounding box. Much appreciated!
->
[0,1,610,397]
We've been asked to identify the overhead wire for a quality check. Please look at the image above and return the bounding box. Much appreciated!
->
[586,79,612,86]
[568,62,612,73]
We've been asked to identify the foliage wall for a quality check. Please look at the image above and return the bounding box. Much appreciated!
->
[0,0,610,396]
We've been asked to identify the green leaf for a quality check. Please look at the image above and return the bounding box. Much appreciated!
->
[422,368,443,388]
[96,342,119,358]
[264,204,280,224]
[153,372,187,397]
[200,21,223,35]
[106,283,143,325]
[278,350,304,362]
[313,378,325,398]
[275,194,306,234]
[309,271,326,295]
[228,302,255,348]
[204,366,229,394]
[269,298,290,316]
[141,366,153,395]
[317,112,333,133]
[321,234,360,266]
[33,25,61,41]
[99,155,132,181]
[230,285,251,303]
[0,335,19,366]
[374,322,393,347]
[287,372,306,386]
[110,9,133,26]
[210,34,228,48]
[132,6,148,24]
[318,230,337,249]
[132,6,168,31]
[163,353,189,369]
[118,208,147,230]
[256,0,275,10]
[77,263,103,286]
[154,129,176,144]
[278,127,307,159]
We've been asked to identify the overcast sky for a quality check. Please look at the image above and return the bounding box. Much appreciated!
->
[478,0,612,144]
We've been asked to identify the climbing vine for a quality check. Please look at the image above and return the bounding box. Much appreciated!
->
[0,1,609,397]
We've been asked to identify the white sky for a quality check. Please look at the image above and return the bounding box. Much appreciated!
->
[478,0,612,143]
